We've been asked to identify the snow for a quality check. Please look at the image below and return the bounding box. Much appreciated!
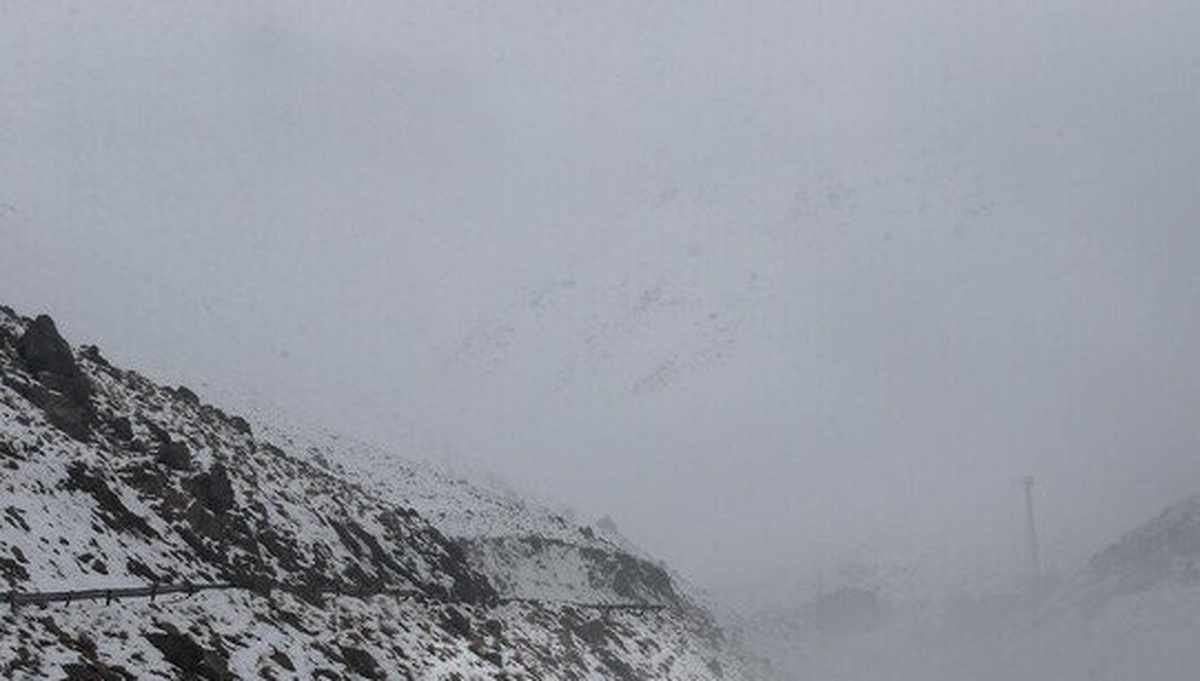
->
[0,304,754,679]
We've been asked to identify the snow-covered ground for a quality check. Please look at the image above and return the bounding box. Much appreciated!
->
[725,491,1200,681]
[738,583,1200,681]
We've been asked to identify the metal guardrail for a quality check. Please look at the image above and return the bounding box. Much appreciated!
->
[3,582,234,608]
[498,597,667,612]
[2,581,669,613]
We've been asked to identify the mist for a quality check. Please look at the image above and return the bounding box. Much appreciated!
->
[3,4,1199,675]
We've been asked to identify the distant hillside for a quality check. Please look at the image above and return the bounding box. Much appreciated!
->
[1075,493,1200,614]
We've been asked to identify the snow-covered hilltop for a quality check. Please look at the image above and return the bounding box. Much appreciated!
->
[0,304,756,679]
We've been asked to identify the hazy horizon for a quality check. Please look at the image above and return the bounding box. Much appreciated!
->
[3,1,1199,591]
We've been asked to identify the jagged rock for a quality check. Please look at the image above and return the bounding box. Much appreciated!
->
[155,441,193,471]
[0,552,30,585]
[108,416,134,442]
[174,385,200,405]
[339,646,385,680]
[79,344,110,367]
[17,381,93,441]
[63,463,158,539]
[441,606,473,639]
[606,549,679,605]
[145,421,171,444]
[15,314,94,440]
[62,661,134,681]
[268,650,295,672]
[574,619,611,646]
[16,315,91,400]
[228,415,252,436]
[146,625,231,680]
[197,463,235,513]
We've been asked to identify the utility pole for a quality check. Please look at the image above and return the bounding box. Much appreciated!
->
[1021,475,1041,577]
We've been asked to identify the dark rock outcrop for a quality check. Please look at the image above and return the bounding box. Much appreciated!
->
[173,385,200,405]
[339,646,386,680]
[62,462,159,539]
[197,463,235,514]
[79,344,110,368]
[227,415,252,436]
[155,441,193,471]
[17,316,82,382]
[14,314,94,440]
[107,416,135,442]
[146,625,231,681]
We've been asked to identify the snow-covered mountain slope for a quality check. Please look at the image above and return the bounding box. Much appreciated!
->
[0,304,756,679]
[1073,493,1200,614]
[252,419,685,608]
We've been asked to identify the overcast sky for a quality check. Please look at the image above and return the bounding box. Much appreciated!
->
[2,1,1199,589]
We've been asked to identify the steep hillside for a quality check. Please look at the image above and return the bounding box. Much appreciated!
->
[256,421,686,608]
[1074,493,1200,614]
[0,304,755,679]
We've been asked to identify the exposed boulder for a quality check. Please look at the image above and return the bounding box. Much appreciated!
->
[62,661,134,681]
[339,646,386,680]
[197,463,235,514]
[227,415,252,436]
[441,606,473,639]
[173,385,200,405]
[107,416,135,442]
[15,314,94,440]
[145,421,171,445]
[13,381,93,441]
[63,462,159,539]
[16,315,91,400]
[145,624,231,680]
[79,344,110,367]
[155,440,193,471]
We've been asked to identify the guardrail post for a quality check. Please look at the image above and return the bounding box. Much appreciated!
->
[105,589,113,606]
[150,582,158,602]
[7,590,15,613]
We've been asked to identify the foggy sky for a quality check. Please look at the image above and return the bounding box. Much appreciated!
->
[2,1,1199,589]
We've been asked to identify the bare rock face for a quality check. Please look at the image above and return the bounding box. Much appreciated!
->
[14,314,95,440]
[198,463,236,514]
[145,624,231,681]
[16,315,91,397]
[339,646,386,680]
[155,440,193,471]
